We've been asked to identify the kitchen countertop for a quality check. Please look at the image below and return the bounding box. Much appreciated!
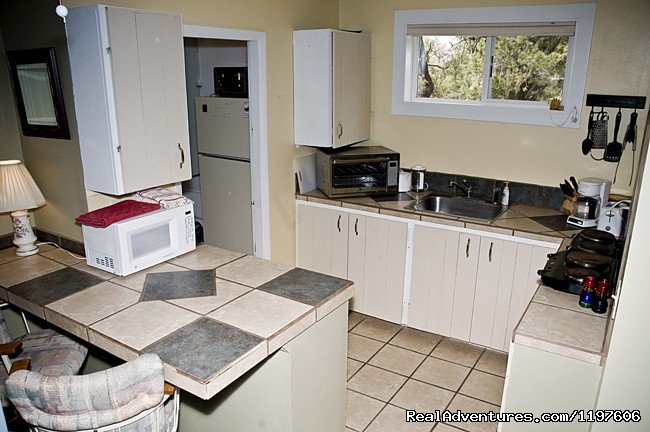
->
[513,237,611,365]
[0,244,354,399]
[297,189,581,244]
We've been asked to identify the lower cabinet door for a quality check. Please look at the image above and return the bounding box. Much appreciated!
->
[408,225,460,336]
[348,214,407,324]
[296,205,348,279]
[450,233,481,341]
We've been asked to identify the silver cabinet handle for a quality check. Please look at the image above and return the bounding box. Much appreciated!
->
[354,218,359,236]
[489,242,493,262]
[178,143,185,169]
[466,238,471,258]
[337,121,343,139]
[337,215,341,232]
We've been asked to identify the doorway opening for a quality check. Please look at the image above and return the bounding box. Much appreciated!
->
[181,25,269,259]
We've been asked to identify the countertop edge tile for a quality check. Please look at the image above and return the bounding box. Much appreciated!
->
[0,287,7,302]
[163,363,208,399]
[420,215,464,227]
[43,308,89,342]
[513,231,564,244]
[342,202,380,213]
[513,333,603,365]
[87,328,140,362]
[204,340,268,399]
[466,222,513,236]
[316,286,354,321]
[307,196,342,206]
[380,208,421,220]
[7,292,45,319]
[268,310,316,353]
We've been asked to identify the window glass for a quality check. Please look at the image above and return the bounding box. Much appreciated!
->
[416,36,485,100]
[491,35,569,102]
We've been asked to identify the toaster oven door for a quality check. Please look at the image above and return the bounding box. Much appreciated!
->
[331,157,391,195]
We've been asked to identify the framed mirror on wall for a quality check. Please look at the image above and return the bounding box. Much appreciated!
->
[6,47,70,139]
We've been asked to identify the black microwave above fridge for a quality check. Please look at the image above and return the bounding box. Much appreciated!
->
[316,146,400,198]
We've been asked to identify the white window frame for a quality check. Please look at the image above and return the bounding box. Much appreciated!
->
[392,4,596,128]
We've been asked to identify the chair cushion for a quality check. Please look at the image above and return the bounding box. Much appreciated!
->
[16,329,87,376]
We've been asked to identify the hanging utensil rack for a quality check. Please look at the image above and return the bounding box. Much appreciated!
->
[586,94,646,110]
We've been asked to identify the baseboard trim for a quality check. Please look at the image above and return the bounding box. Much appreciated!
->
[33,228,85,257]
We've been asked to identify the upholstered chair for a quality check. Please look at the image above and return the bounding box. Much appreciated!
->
[0,307,87,406]
[6,353,179,432]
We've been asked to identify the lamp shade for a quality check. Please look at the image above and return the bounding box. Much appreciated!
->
[0,160,46,213]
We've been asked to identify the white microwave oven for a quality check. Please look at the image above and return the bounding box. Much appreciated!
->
[82,203,196,276]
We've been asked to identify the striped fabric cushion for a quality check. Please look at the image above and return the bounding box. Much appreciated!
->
[6,354,170,431]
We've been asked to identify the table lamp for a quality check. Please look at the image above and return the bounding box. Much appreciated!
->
[0,160,46,256]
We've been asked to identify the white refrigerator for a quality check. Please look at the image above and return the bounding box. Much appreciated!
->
[195,97,253,255]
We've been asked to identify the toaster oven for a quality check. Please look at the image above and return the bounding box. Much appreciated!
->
[316,146,400,198]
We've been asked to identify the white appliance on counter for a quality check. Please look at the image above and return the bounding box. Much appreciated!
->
[195,97,253,255]
[82,204,196,276]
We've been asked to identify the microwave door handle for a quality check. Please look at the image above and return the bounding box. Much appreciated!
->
[332,157,391,165]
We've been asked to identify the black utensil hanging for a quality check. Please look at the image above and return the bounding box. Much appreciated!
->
[604,109,623,163]
[624,110,638,144]
[581,107,595,155]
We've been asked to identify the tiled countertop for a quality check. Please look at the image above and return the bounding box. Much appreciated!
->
[297,189,581,244]
[0,244,354,399]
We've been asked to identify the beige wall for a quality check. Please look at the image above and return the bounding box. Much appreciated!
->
[0,0,88,241]
[339,0,650,195]
[0,29,23,235]
[60,0,339,264]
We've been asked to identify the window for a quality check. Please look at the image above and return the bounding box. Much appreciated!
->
[392,4,596,128]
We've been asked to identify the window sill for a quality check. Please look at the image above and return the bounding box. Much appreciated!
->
[391,99,579,128]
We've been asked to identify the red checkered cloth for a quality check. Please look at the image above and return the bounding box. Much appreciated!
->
[75,200,160,228]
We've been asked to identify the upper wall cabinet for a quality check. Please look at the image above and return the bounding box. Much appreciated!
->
[293,29,371,148]
[66,5,191,195]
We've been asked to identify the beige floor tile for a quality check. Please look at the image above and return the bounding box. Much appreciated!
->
[348,333,384,362]
[459,370,505,406]
[347,364,407,402]
[366,404,435,432]
[474,350,508,378]
[348,358,364,379]
[390,327,442,354]
[40,248,84,266]
[348,311,366,330]
[168,279,251,315]
[351,316,401,342]
[346,390,385,431]
[431,338,484,367]
[412,357,470,391]
[168,244,243,270]
[214,255,292,288]
[391,379,454,413]
[207,290,312,338]
[0,255,64,287]
[369,344,426,376]
[446,394,499,432]
[433,424,465,431]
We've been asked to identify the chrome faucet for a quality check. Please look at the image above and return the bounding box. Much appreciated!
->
[449,179,472,198]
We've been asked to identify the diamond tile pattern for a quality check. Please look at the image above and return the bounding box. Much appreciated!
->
[345,312,505,432]
[141,270,215,301]
[258,267,352,306]
[8,267,103,306]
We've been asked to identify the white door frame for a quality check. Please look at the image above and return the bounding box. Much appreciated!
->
[182,25,270,259]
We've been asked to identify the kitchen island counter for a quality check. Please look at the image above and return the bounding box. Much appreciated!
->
[0,244,354,401]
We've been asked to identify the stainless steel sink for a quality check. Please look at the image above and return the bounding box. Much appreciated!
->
[407,195,505,221]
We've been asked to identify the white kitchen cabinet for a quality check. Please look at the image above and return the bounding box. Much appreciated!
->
[293,29,371,148]
[67,5,191,195]
[347,214,407,323]
[408,223,558,351]
[296,204,348,279]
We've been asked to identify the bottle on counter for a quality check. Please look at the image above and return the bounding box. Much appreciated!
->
[579,276,596,309]
[501,182,510,206]
[591,279,610,314]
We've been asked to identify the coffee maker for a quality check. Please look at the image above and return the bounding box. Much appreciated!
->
[567,177,611,228]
